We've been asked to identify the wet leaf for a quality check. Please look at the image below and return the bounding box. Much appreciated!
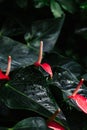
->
[0,66,68,129]
[50,66,87,112]
[43,52,85,78]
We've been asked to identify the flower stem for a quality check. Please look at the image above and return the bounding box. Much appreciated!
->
[72,78,84,96]
[37,41,43,64]
[47,108,61,123]
[5,56,11,76]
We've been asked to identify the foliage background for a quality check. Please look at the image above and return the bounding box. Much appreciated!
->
[0,0,87,130]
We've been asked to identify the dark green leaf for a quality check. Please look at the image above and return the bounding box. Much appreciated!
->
[16,0,28,8]
[50,0,64,18]
[0,127,8,130]
[33,0,49,8]
[0,100,14,126]
[43,52,85,78]
[0,19,25,37]
[75,28,87,40]
[51,66,87,112]
[0,66,68,129]
[82,73,87,81]
[0,117,52,130]
[80,2,87,10]
[13,117,51,130]
[0,36,38,71]
[24,17,65,52]
[57,0,77,13]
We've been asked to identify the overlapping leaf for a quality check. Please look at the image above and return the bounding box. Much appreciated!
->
[13,117,51,130]
[50,66,87,112]
[0,117,51,130]
[0,36,38,71]
[50,0,64,18]
[0,17,64,71]
[0,66,68,129]
[57,0,77,13]
[24,17,65,52]
[43,52,85,78]
[0,18,25,37]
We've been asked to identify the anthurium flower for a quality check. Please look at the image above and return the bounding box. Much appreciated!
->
[47,109,65,130]
[47,121,65,130]
[0,56,11,80]
[68,94,87,114]
[34,41,53,78]
[68,79,87,114]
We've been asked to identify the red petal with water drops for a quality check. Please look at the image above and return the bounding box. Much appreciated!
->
[68,94,87,114]
[0,70,9,80]
[47,121,65,130]
[40,63,53,78]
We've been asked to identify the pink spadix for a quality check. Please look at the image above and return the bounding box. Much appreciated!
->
[68,79,87,114]
[34,41,53,78]
[47,109,65,130]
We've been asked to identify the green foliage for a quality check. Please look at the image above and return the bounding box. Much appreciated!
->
[0,117,52,130]
[50,0,64,18]
[33,0,49,8]
[0,0,87,130]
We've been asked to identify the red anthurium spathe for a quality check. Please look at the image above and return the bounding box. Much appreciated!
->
[47,109,65,130]
[68,94,87,114]
[47,121,65,130]
[0,70,9,80]
[34,41,53,78]
[68,79,87,114]
[0,56,11,80]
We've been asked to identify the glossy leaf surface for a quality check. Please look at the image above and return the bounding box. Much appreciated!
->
[0,117,52,130]
[0,66,67,128]
[50,66,87,112]
[43,52,85,78]
[0,36,38,71]
[13,117,51,130]
[24,17,65,52]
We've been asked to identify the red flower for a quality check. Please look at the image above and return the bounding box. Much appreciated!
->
[34,41,53,78]
[68,94,87,114]
[47,121,65,130]
[47,109,65,130]
[0,56,11,80]
[0,70,9,80]
[68,79,87,114]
